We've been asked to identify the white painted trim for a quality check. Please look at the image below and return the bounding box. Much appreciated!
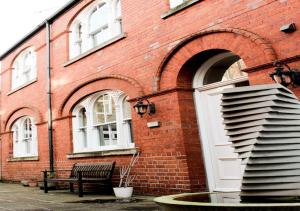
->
[12,116,38,158]
[193,52,236,88]
[72,90,134,153]
[196,76,248,92]
[193,52,248,192]
[69,0,122,59]
[194,91,215,191]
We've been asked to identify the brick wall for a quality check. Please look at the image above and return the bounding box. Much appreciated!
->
[0,0,299,195]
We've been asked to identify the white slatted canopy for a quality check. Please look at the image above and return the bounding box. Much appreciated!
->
[221,84,300,200]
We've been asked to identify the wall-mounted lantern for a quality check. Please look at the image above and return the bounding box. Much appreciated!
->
[269,61,300,87]
[133,98,156,117]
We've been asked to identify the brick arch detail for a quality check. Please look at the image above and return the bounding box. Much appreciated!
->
[59,74,144,117]
[155,28,277,91]
[4,106,44,132]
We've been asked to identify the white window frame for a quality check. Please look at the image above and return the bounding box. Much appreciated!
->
[12,47,37,90]
[69,0,123,59]
[12,116,38,158]
[72,90,134,153]
[74,22,83,55]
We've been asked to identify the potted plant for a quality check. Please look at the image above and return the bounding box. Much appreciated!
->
[113,152,140,199]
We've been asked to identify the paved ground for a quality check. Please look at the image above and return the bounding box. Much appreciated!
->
[0,183,160,211]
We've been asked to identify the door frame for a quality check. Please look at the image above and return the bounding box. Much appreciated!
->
[192,52,248,191]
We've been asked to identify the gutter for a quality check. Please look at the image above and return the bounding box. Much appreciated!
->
[0,0,81,60]
[46,21,54,172]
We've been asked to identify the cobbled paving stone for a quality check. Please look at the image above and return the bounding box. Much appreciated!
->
[0,183,159,211]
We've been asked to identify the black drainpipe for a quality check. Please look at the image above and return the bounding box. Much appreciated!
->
[46,20,54,172]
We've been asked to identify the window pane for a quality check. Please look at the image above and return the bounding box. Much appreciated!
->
[23,118,32,139]
[80,128,87,148]
[96,123,118,147]
[90,3,109,32]
[75,23,83,54]
[79,108,87,127]
[221,59,247,82]
[25,138,31,154]
[95,96,104,112]
[103,125,109,138]
[76,23,83,41]
[107,98,116,122]
[111,123,117,141]
[23,51,34,82]
[13,126,19,143]
[96,114,105,124]
[24,52,33,69]
[116,0,121,18]
[123,98,132,120]
[93,27,110,46]
[94,94,116,124]
[96,126,104,146]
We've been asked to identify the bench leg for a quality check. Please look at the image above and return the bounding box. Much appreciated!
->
[78,183,83,197]
[78,172,83,197]
[43,171,48,193]
[44,180,48,193]
[109,181,113,194]
[70,183,74,192]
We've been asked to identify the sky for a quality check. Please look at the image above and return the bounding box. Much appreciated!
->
[0,0,70,55]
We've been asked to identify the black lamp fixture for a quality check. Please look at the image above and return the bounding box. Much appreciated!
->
[133,98,156,117]
[269,61,300,87]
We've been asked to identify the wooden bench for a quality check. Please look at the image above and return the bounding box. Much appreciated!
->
[43,162,115,197]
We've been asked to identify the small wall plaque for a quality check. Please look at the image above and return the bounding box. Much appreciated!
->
[147,121,160,128]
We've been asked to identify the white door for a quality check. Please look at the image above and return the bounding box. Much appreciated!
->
[194,85,243,192]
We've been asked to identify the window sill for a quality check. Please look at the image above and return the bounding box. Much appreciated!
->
[64,33,127,67]
[7,78,38,96]
[161,0,201,19]
[7,156,39,162]
[67,147,138,159]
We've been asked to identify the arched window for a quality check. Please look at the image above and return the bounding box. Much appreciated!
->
[12,47,37,90]
[69,0,123,59]
[12,116,38,158]
[72,90,133,153]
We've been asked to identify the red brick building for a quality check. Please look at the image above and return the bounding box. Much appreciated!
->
[0,0,299,195]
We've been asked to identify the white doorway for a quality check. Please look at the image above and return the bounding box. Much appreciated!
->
[193,52,248,192]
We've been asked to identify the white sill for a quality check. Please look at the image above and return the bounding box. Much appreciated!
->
[64,33,127,67]
[161,0,201,19]
[7,78,38,96]
[67,147,138,159]
[7,156,39,162]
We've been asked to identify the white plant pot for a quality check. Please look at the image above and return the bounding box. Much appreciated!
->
[113,187,133,199]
